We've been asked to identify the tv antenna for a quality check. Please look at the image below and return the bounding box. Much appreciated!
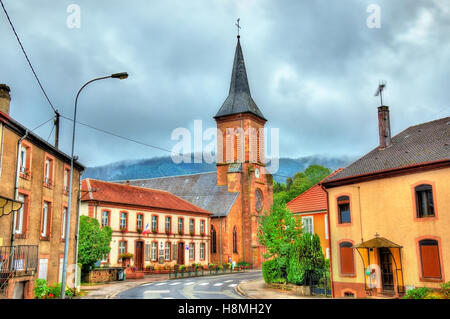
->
[374,81,386,105]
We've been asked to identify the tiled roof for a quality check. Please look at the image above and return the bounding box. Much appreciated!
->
[286,184,327,214]
[287,169,343,213]
[214,37,266,120]
[115,172,239,217]
[81,178,212,215]
[324,116,450,183]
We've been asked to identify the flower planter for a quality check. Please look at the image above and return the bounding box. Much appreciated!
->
[126,270,144,279]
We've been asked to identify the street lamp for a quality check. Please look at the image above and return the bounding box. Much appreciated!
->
[60,72,128,298]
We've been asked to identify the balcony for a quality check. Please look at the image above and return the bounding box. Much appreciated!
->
[0,245,38,294]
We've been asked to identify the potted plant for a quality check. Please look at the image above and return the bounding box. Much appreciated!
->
[152,229,157,235]
[120,227,127,234]
[165,230,171,236]
[178,230,183,235]
[136,227,143,234]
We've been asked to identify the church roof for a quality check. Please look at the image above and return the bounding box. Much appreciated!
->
[214,37,266,120]
[115,172,239,218]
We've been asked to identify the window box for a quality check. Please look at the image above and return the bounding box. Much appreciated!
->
[120,227,127,234]
[165,230,172,236]
[189,231,195,236]
[136,227,143,234]
[152,229,158,235]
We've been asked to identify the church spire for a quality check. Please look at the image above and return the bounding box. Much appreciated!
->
[214,34,266,120]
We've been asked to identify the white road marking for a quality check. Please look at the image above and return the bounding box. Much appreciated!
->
[184,282,195,286]
[163,297,174,299]
[228,284,237,287]
[141,283,153,287]
[199,282,209,286]
[155,282,167,286]
[144,290,170,294]
[224,280,233,283]
[214,283,223,286]
[169,282,181,285]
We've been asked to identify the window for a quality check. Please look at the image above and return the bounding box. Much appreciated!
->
[152,215,158,232]
[178,218,184,234]
[58,257,64,283]
[15,193,28,235]
[19,142,31,178]
[61,207,67,239]
[119,241,127,255]
[200,220,205,235]
[145,244,151,261]
[41,201,51,238]
[189,219,195,235]
[211,226,217,254]
[63,166,70,194]
[419,239,442,279]
[415,184,435,218]
[189,243,195,260]
[337,196,351,224]
[172,243,177,260]
[43,154,54,188]
[38,258,48,280]
[120,212,127,231]
[165,242,171,260]
[302,216,314,235]
[200,243,205,260]
[233,226,238,254]
[165,216,172,233]
[101,210,110,227]
[151,242,157,261]
[137,214,143,230]
[339,242,355,275]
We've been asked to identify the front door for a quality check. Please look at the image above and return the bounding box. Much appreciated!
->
[135,241,144,270]
[379,248,394,291]
[177,242,184,265]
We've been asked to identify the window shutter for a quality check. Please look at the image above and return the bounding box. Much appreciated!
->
[420,244,441,278]
[172,243,177,261]
[340,246,354,274]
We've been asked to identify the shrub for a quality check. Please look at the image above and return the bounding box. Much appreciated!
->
[440,281,450,299]
[262,258,286,284]
[119,252,134,259]
[34,279,74,299]
[34,279,49,299]
[404,287,434,299]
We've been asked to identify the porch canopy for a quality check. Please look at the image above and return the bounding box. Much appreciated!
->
[354,236,404,294]
[0,195,23,218]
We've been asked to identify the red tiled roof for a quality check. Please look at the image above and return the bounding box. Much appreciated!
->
[81,178,212,215]
[286,168,343,214]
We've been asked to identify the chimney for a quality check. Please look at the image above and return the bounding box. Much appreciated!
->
[0,84,11,115]
[378,105,392,149]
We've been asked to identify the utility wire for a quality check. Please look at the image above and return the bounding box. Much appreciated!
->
[59,114,173,154]
[30,116,56,132]
[46,122,55,142]
[0,0,57,114]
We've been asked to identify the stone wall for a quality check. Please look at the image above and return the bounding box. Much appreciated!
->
[84,268,123,283]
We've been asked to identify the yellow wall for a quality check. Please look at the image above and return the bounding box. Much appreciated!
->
[327,167,450,293]
[294,212,330,259]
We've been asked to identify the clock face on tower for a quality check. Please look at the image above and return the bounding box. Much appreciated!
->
[255,167,260,179]
[255,188,264,212]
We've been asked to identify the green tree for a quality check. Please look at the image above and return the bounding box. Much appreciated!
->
[257,203,303,282]
[78,216,112,273]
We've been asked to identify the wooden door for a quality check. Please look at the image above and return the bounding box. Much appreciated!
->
[379,248,394,291]
[177,242,184,265]
[135,241,144,270]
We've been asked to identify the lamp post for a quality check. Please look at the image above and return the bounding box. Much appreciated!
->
[60,72,128,298]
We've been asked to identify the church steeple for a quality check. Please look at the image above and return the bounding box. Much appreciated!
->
[214,36,266,120]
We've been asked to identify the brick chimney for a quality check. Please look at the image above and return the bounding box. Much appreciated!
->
[0,84,11,115]
[378,105,392,149]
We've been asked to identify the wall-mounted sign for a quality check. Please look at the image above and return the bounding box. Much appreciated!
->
[185,245,189,250]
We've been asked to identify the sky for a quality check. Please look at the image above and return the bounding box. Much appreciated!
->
[1,0,449,168]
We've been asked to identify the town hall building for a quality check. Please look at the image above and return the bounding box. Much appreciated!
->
[122,35,273,268]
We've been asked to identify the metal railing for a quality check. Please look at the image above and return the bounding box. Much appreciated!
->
[0,245,38,279]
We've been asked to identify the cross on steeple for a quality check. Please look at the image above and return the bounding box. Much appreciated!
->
[235,18,241,37]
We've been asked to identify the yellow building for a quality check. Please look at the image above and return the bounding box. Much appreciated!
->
[322,106,450,298]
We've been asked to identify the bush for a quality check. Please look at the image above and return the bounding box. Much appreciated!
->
[440,281,450,299]
[404,287,434,299]
[262,258,286,284]
[34,279,74,299]
[34,279,49,299]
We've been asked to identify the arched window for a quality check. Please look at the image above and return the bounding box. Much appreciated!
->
[337,196,351,224]
[233,226,238,254]
[339,241,354,275]
[211,225,217,254]
[419,239,441,279]
[415,184,435,218]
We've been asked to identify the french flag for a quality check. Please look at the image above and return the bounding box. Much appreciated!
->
[142,223,151,235]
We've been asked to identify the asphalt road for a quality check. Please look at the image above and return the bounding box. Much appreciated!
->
[116,271,262,299]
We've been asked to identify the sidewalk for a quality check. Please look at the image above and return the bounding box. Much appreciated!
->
[236,279,328,299]
[79,274,169,299]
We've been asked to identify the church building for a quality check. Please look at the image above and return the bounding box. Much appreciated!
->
[123,35,273,268]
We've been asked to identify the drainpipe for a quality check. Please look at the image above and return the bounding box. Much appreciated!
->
[11,130,29,247]
[73,172,83,293]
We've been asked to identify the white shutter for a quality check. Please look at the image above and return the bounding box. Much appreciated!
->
[38,259,48,280]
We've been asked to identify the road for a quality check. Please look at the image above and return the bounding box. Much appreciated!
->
[115,270,262,299]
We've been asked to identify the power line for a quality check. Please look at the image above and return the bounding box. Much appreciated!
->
[0,0,57,114]
[59,114,173,154]
[30,116,56,132]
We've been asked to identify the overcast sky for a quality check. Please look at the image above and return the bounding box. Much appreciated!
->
[1,0,449,168]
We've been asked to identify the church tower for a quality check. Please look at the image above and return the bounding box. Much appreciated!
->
[213,35,273,267]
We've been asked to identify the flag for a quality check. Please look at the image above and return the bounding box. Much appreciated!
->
[142,223,151,235]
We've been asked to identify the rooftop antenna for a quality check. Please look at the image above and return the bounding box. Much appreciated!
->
[374,81,387,105]
[235,18,241,37]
